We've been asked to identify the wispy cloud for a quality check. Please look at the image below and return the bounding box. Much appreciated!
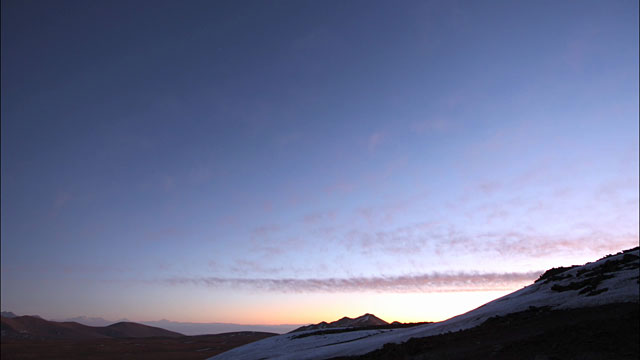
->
[324,181,355,195]
[2,263,134,275]
[355,201,409,226]
[342,223,638,259]
[251,224,281,237]
[163,176,175,192]
[477,181,502,195]
[54,191,72,209]
[303,210,337,224]
[367,132,385,153]
[229,259,284,276]
[163,271,540,293]
[142,227,181,243]
[187,165,214,185]
[50,191,72,218]
[411,118,451,134]
[275,131,303,147]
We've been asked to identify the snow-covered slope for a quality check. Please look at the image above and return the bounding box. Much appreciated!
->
[209,248,639,360]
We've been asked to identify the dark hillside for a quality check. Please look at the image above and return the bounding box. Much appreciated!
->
[96,322,183,338]
[1,331,276,359]
[1,316,183,340]
[331,302,639,360]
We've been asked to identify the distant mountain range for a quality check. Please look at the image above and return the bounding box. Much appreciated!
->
[0,312,302,336]
[0,311,414,339]
[56,316,130,327]
[1,311,17,318]
[1,315,182,340]
[291,313,388,333]
[140,319,300,336]
[2,307,279,359]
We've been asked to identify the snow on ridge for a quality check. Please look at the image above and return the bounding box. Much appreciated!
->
[208,249,639,360]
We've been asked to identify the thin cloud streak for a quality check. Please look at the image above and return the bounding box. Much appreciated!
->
[164,271,540,293]
[367,132,385,153]
[343,223,638,259]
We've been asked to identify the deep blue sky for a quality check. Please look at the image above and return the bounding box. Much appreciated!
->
[2,0,638,323]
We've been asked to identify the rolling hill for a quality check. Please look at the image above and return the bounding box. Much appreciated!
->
[1,316,183,340]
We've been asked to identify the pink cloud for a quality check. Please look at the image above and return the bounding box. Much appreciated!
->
[207,260,219,270]
[216,214,238,226]
[341,222,638,260]
[367,132,385,153]
[163,176,175,192]
[4,263,134,275]
[411,118,451,134]
[262,201,274,213]
[325,181,355,195]
[187,165,214,185]
[252,224,281,238]
[54,192,72,209]
[50,191,73,218]
[275,131,302,147]
[355,200,409,226]
[142,227,181,243]
[478,181,502,195]
[303,211,337,224]
[229,259,284,276]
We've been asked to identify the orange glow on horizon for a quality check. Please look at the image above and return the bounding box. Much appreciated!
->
[181,288,519,325]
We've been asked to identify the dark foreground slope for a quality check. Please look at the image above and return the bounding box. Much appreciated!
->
[1,331,276,360]
[331,302,639,360]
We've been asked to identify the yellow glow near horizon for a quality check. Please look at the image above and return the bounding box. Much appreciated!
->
[183,289,519,325]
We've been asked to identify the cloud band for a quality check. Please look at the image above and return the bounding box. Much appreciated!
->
[164,271,540,293]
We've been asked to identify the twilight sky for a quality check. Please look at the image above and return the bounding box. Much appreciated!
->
[1,0,638,325]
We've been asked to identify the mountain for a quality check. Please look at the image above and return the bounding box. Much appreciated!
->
[54,316,299,335]
[208,247,640,360]
[95,321,183,338]
[141,319,301,335]
[1,311,17,318]
[57,316,120,327]
[292,314,388,333]
[1,311,42,319]
[1,316,183,340]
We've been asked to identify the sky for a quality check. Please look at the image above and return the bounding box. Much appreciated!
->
[1,0,638,325]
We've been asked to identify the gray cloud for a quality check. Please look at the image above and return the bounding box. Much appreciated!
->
[164,271,540,293]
